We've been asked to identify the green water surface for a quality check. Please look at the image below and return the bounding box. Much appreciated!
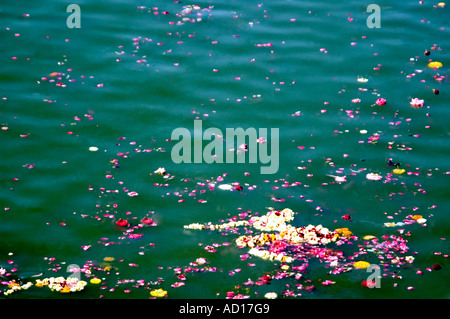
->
[0,0,449,299]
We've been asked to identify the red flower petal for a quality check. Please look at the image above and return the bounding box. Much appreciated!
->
[115,219,129,227]
[140,217,153,224]
[361,280,377,288]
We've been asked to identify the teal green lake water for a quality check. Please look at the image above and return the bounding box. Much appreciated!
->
[1,1,449,299]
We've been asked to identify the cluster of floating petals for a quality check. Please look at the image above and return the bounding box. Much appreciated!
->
[249,208,295,231]
[3,276,88,296]
[35,276,87,293]
[184,219,249,230]
[185,209,294,232]
[384,214,427,227]
[3,280,33,296]
[247,247,294,263]
[185,209,340,264]
[237,224,338,248]
[177,4,213,23]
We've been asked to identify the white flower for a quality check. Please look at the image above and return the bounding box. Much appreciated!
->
[265,292,278,299]
[405,256,415,263]
[256,137,267,144]
[218,184,233,191]
[196,257,207,265]
[410,98,424,108]
[154,167,166,175]
[366,173,382,181]
[416,218,427,224]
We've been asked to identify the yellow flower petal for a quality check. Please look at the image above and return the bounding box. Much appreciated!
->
[428,61,443,68]
[150,288,167,297]
[60,286,71,293]
[353,261,371,269]
[363,235,376,240]
[335,227,352,238]
[280,264,290,271]
[393,168,405,174]
[90,277,102,284]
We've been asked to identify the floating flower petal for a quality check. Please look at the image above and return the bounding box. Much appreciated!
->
[150,288,167,297]
[410,98,424,109]
[353,261,371,269]
[154,167,166,175]
[393,168,405,174]
[366,173,382,181]
[428,61,443,68]
[264,292,277,299]
[375,98,386,106]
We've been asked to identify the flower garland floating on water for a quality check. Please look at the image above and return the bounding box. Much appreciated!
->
[2,280,33,296]
[185,208,339,265]
[2,276,87,296]
[35,276,87,293]
[183,206,421,295]
[176,4,213,23]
